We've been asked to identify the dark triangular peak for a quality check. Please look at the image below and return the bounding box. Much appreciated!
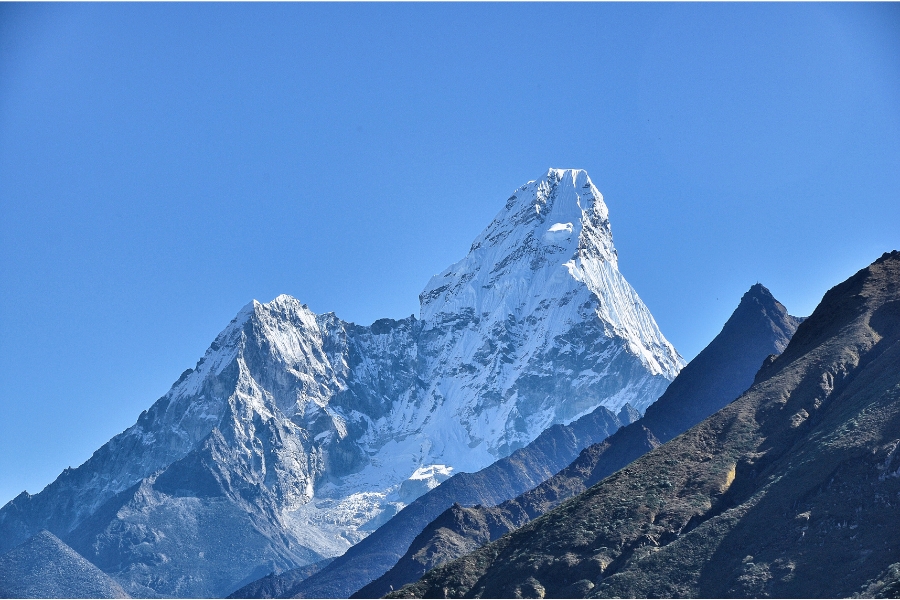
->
[642,282,802,443]
[0,530,129,598]
[744,282,797,326]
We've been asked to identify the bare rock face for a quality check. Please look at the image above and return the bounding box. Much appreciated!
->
[393,251,900,599]
[0,530,129,599]
[251,404,625,599]
[0,169,681,598]
[358,283,801,598]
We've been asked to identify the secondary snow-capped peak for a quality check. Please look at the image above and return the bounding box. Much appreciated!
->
[160,295,333,412]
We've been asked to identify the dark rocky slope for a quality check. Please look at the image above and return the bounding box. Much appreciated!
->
[359,284,800,598]
[0,530,129,599]
[856,562,900,598]
[228,558,334,599]
[393,251,900,599]
[232,405,627,598]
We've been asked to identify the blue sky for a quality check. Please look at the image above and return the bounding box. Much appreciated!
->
[1,3,898,506]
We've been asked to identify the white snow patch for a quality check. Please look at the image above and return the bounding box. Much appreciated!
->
[548,222,573,233]
[408,464,453,480]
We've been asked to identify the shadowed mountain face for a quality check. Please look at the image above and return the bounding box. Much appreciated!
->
[640,283,802,443]
[228,559,335,600]
[0,530,129,599]
[357,284,801,598]
[392,251,900,599]
[232,405,627,599]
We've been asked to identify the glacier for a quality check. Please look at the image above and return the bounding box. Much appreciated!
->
[0,168,684,597]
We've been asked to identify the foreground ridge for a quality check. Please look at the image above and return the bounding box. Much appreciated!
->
[0,531,129,599]
[392,251,900,599]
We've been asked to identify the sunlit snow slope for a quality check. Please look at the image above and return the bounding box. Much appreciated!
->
[0,169,683,598]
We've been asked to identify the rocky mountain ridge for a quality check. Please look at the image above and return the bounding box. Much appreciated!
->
[393,251,900,599]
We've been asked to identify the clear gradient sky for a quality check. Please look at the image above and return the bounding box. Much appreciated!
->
[1,3,898,506]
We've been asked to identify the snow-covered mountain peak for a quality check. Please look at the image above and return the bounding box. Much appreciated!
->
[419,168,608,322]
[498,168,605,242]
[0,169,687,597]
[530,168,607,221]
[251,293,319,337]
[416,168,678,382]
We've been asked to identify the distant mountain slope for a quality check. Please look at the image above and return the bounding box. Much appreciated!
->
[0,530,129,599]
[359,283,800,598]
[233,404,628,598]
[393,251,900,599]
[228,559,334,600]
[638,283,802,443]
